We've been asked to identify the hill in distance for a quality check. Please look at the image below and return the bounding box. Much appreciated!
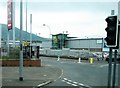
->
[1,24,48,42]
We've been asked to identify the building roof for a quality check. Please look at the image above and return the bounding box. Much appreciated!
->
[52,33,69,36]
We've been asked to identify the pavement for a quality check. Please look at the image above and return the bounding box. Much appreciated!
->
[0,57,110,88]
[1,65,63,88]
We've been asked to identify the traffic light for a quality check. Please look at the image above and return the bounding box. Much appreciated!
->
[105,16,118,47]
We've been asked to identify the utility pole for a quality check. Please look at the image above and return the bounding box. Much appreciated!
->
[19,0,23,81]
[30,14,32,59]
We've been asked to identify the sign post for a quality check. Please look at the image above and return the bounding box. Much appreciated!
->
[7,0,12,30]
[7,0,13,56]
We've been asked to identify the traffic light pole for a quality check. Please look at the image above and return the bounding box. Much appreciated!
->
[112,50,117,88]
[107,10,113,88]
[107,10,118,88]
[107,47,112,88]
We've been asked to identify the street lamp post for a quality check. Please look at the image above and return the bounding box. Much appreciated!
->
[43,24,51,40]
[26,0,27,39]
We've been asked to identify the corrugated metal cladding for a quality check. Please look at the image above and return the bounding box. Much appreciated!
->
[66,38,103,52]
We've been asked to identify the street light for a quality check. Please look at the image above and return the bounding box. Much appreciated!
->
[43,24,51,40]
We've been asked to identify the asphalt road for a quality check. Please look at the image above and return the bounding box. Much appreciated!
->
[40,57,119,88]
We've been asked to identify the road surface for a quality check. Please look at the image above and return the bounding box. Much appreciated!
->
[40,57,119,88]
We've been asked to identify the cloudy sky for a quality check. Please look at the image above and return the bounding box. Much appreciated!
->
[0,0,119,38]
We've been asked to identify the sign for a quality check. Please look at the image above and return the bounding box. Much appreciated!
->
[53,36,58,44]
[7,0,12,30]
[24,41,29,46]
[52,35,59,49]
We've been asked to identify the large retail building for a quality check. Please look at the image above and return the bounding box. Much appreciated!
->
[42,33,106,52]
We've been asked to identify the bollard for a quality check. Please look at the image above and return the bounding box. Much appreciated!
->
[57,55,60,61]
[78,57,81,63]
[90,58,93,64]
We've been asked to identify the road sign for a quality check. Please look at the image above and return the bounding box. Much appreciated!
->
[7,0,13,30]
[24,41,29,46]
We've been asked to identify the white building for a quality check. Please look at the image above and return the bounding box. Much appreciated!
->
[66,38,104,52]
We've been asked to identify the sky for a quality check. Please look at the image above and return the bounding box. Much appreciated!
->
[0,0,119,39]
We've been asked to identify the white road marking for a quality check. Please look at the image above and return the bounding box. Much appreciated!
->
[73,81,78,84]
[66,82,72,85]
[67,79,72,82]
[37,81,51,87]
[63,78,68,80]
[99,64,108,68]
[71,84,78,86]
[62,77,91,88]
[54,69,63,82]
[78,83,85,86]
